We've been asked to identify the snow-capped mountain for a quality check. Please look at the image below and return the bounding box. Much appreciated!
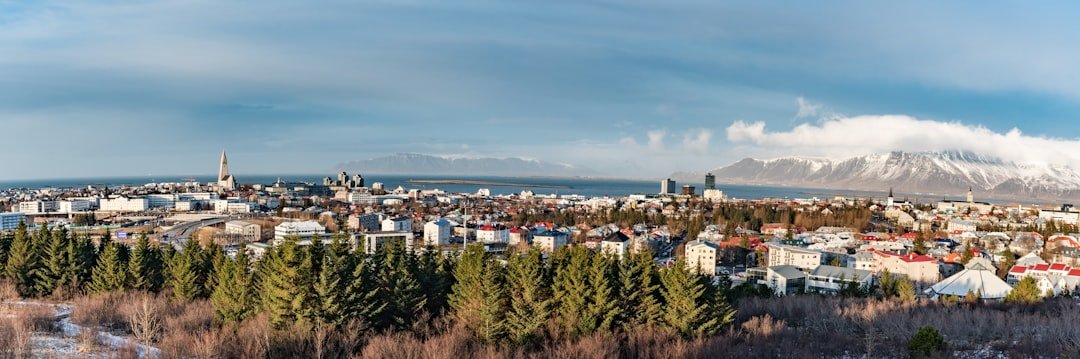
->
[334,153,591,176]
[680,151,1080,201]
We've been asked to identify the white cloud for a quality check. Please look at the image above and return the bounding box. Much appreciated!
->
[725,115,1080,168]
[646,129,666,151]
[795,96,822,118]
[682,129,713,154]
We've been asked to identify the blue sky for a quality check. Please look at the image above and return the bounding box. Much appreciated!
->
[2,1,1080,180]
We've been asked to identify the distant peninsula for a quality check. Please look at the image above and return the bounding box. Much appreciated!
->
[405,179,571,189]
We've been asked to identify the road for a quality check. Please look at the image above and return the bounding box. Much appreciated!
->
[155,215,229,248]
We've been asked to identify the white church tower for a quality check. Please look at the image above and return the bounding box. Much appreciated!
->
[217,150,236,190]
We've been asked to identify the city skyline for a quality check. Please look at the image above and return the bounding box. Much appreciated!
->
[4,1,1080,179]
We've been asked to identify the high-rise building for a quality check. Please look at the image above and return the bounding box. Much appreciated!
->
[705,172,716,190]
[217,150,237,190]
[681,185,696,196]
[660,178,676,194]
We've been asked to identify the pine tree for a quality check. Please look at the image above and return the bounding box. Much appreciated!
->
[660,260,724,338]
[312,234,351,325]
[505,247,552,344]
[344,247,384,327]
[211,251,254,322]
[552,246,592,337]
[169,240,203,301]
[128,234,164,292]
[619,249,663,328]
[372,240,425,331]
[476,260,506,343]
[263,236,310,327]
[5,221,36,296]
[416,246,452,316]
[89,243,129,293]
[582,251,619,334]
[202,242,225,296]
[1005,276,1042,304]
[33,227,70,296]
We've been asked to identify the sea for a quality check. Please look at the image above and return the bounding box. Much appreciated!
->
[0,174,890,201]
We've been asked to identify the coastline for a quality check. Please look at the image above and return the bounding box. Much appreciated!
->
[405,179,572,189]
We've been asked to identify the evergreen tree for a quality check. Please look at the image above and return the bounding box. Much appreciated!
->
[169,240,203,301]
[262,236,310,327]
[128,234,164,292]
[475,259,506,343]
[202,242,225,296]
[1005,276,1042,304]
[582,251,619,333]
[449,244,504,341]
[416,246,452,316]
[372,240,425,331]
[505,247,552,344]
[33,227,69,296]
[4,221,36,296]
[312,234,352,325]
[660,260,725,338]
[211,251,255,322]
[89,243,129,293]
[619,249,664,328]
[552,246,593,337]
[344,247,384,327]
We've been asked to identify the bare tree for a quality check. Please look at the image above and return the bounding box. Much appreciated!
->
[127,296,162,348]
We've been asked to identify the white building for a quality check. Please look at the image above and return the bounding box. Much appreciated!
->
[533,230,568,253]
[685,239,719,275]
[660,178,676,194]
[807,265,873,294]
[99,197,149,212]
[273,220,327,245]
[57,199,95,213]
[600,232,631,261]
[703,188,726,203]
[1040,207,1080,225]
[764,265,807,296]
[476,224,510,244]
[18,200,56,214]
[363,231,415,254]
[765,243,823,271]
[225,220,261,243]
[423,218,452,247]
[0,212,25,231]
[381,217,412,232]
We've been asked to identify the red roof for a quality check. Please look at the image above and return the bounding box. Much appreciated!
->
[1009,266,1027,274]
[901,233,918,239]
[1050,263,1069,271]
[479,224,495,231]
[1069,269,1080,277]
[1033,264,1050,272]
[900,253,935,263]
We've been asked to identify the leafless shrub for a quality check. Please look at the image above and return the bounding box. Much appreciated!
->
[72,292,127,332]
[0,280,18,301]
[125,295,162,347]
[77,329,101,354]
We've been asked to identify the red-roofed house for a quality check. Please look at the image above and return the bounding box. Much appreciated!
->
[1008,262,1080,295]
[874,251,941,283]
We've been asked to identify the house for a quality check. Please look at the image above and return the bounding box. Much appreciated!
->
[874,251,941,283]
[600,232,631,261]
[476,224,511,244]
[763,265,806,296]
[381,216,412,232]
[765,243,822,271]
[806,265,872,294]
[1007,262,1080,296]
[685,239,719,275]
[533,230,569,253]
[423,218,452,247]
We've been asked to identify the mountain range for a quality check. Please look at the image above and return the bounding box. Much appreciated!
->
[334,153,592,177]
[675,151,1080,201]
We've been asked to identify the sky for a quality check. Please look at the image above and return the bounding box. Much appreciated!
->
[3,1,1080,180]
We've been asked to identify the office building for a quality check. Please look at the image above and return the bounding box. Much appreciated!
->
[0,212,25,231]
[660,178,676,194]
[274,220,327,244]
[423,218,452,246]
[705,172,716,190]
[225,220,261,242]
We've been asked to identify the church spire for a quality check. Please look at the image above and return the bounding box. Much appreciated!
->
[218,150,230,181]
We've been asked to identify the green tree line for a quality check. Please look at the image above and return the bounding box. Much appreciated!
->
[0,220,735,345]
